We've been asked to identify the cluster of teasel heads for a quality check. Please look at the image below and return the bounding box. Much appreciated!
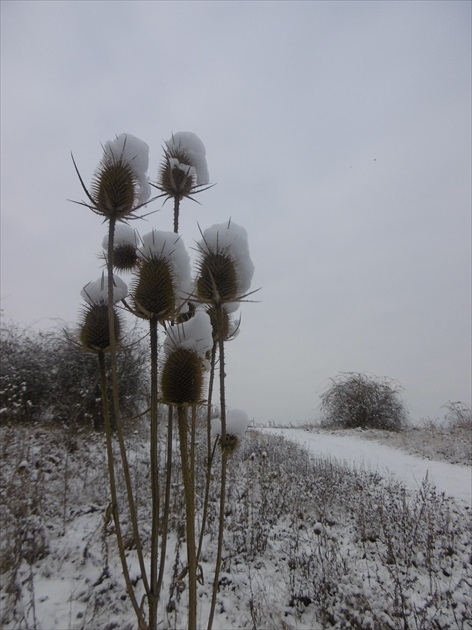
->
[76,132,254,430]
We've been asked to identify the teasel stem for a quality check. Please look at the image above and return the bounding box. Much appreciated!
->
[190,405,197,487]
[149,314,160,629]
[106,217,151,608]
[177,405,198,630]
[207,450,227,630]
[98,349,148,630]
[207,305,228,630]
[196,340,218,564]
[173,196,180,234]
[156,406,173,602]
[156,195,181,607]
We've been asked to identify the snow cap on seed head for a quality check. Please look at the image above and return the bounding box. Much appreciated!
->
[163,309,213,361]
[211,408,249,454]
[211,409,249,439]
[165,132,209,186]
[196,221,254,312]
[85,133,151,221]
[129,230,192,322]
[80,274,128,305]
[161,310,213,406]
[78,274,126,352]
[103,133,151,205]
[158,131,210,202]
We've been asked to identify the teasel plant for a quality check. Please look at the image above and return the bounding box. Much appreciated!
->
[143,133,212,626]
[193,220,255,630]
[72,134,155,629]
[161,310,213,629]
[125,228,193,626]
[77,274,149,628]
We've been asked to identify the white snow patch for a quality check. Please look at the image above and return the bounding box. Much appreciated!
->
[164,309,213,360]
[81,275,128,305]
[102,224,138,250]
[212,409,249,438]
[166,131,209,185]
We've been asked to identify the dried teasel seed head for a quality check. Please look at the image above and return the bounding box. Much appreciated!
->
[159,147,196,200]
[161,348,204,405]
[79,303,122,353]
[91,156,139,220]
[112,243,138,271]
[219,433,239,456]
[131,258,176,321]
[196,251,239,305]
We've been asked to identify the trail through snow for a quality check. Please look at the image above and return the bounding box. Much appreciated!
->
[262,428,472,506]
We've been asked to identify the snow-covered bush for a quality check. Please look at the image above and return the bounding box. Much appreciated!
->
[320,372,408,431]
[0,321,149,429]
[0,323,51,423]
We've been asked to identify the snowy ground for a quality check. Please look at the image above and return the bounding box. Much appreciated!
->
[261,427,472,506]
[1,422,471,629]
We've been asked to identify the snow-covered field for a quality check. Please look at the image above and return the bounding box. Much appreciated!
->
[262,427,472,505]
[1,422,471,629]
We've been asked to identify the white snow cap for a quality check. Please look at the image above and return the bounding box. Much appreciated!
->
[137,230,193,308]
[164,309,213,360]
[81,275,128,305]
[103,133,151,204]
[166,131,209,186]
[102,224,138,250]
[198,221,254,311]
[212,409,249,438]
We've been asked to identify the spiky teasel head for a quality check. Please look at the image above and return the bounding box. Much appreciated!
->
[218,433,240,456]
[156,132,211,204]
[159,146,196,201]
[196,249,239,306]
[102,224,139,271]
[112,242,138,271]
[79,303,122,353]
[90,155,140,221]
[131,257,176,321]
[161,348,204,406]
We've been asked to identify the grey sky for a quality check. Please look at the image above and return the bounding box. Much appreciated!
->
[1,0,471,424]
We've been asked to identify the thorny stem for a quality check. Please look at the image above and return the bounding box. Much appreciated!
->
[149,315,160,629]
[191,405,197,491]
[106,218,150,614]
[173,196,180,234]
[156,193,181,605]
[196,341,218,564]
[177,405,198,630]
[98,350,147,630]
[156,406,174,602]
[207,305,229,630]
[207,449,228,630]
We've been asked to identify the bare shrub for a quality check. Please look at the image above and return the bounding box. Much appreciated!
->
[444,400,471,430]
[320,372,408,431]
[0,320,149,429]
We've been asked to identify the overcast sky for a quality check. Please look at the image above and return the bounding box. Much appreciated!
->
[1,0,471,425]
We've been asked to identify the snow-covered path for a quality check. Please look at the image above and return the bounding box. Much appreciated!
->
[262,428,472,506]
